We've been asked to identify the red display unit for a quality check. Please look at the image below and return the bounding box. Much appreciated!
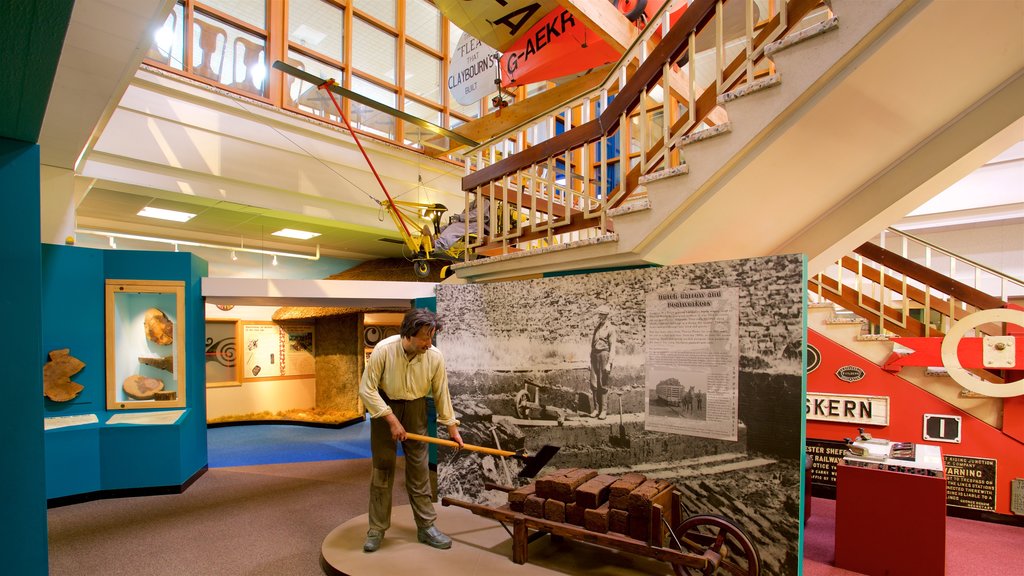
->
[835,459,946,575]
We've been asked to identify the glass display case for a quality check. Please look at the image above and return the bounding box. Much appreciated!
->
[105,280,186,409]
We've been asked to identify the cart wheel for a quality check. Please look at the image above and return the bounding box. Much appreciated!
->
[413,260,430,278]
[514,390,531,419]
[670,514,761,576]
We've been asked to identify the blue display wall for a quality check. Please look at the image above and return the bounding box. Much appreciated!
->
[42,244,208,500]
[1,140,47,575]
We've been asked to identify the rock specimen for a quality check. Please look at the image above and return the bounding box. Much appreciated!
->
[123,375,164,399]
[144,308,174,345]
[43,349,86,402]
[138,355,174,373]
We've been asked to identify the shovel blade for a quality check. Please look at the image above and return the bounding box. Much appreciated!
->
[517,444,560,478]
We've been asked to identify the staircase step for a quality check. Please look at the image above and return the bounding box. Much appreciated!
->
[639,163,689,185]
[925,366,949,377]
[717,74,781,106]
[826,316,867,325]
[607,197,650,217]
[809,302,836,310]
[856,334,891,342]
[765,16,840,58]
[672,121,732,148]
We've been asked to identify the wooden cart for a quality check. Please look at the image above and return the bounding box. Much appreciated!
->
[442,484,761,576]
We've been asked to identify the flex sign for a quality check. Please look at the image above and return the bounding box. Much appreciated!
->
[806,392,889,425]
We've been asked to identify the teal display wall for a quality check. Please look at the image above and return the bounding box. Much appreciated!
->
[1,139,47,575]
[42,244,209,499]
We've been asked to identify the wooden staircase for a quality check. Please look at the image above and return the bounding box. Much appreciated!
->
[444,0,1024,283]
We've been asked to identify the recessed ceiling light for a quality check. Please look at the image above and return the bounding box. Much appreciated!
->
[272,228,321,240]
[137,206,196,222]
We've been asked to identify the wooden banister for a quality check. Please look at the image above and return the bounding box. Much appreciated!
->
[854,242,1006,311]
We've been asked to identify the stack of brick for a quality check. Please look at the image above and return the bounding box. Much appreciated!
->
[505,470,675,543]
[625,478,672,541]
[606,473,647,535]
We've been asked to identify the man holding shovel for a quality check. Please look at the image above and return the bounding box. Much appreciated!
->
[589,304,616,420]
[359,308,463,553]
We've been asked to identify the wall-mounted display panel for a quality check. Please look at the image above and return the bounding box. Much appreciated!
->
[206,319,241,387]
[106,280,186,409]
[240,321,315,381]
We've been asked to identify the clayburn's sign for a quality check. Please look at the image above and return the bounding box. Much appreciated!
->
[835,365,866,382]
[448,32,501,105]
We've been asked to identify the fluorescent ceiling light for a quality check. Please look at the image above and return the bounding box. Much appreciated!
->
[272,228,321,240]
[137,206,196,222]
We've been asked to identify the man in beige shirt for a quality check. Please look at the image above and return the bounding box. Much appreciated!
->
[358,308,463,553]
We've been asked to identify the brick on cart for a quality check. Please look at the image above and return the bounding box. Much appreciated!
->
[544,498,566,523]
[609,473,647,510]
[507,483,536,512]
[583,502,611,533]
[524,494,547,518]
[626,479,672,542]
[534,468,576,499]
[548,468,598,502]
[565,502,586,526]
[609,508,630,535]
[573,474,618,509]
[626,479,672,510]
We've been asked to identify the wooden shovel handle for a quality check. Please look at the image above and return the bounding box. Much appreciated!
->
[405,432,517,458]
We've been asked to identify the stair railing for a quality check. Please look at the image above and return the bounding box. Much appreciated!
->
[457,0,829,259]
[810,228,1022,337]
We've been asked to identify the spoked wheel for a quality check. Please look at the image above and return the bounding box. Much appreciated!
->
[413,260,430,278]
[514,390,532,419]
[669,514,761,576]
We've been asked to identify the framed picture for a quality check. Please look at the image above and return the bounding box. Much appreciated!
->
[240,321,315,381]
[105,280,186,409]
[206,319,241,387]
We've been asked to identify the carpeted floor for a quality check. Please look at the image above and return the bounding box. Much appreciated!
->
[47,425,1024,575]
[48,458,395,576]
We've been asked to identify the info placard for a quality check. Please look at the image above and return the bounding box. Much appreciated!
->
[944,454,996,511]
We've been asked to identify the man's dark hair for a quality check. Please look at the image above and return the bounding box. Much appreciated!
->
[400,308,442,339]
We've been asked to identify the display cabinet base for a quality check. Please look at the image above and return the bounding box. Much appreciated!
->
[47,466,207,508]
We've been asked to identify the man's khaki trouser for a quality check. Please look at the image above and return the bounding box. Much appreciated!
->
[368,397,435,532]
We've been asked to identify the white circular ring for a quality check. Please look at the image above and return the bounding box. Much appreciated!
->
[940,308,1024,398]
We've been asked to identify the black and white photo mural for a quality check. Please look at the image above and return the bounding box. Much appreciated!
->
[435,254,805,575]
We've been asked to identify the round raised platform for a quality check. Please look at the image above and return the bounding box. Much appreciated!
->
[321,504,676,575]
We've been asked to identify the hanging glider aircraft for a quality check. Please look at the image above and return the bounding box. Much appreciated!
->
[440,0,758,93]
[499,0,686,89]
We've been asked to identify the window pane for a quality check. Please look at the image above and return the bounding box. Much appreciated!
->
[405,44,441,104]
[147,3,185,70]
[193,13,268,97]
[354,0,395,27]
[288,0,344,62]
[351,77,396,138]
[449,97,480,119]
[200,0,265,29]
[353,17,396,83]
[403,99,442,147]
[285,50,344,122]
[406,0,440,50]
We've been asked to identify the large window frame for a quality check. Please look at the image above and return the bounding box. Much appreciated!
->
[145,0,499,157]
